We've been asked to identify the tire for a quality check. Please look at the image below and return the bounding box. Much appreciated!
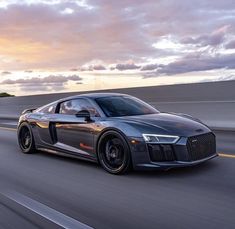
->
[97,130,132,174]
[18,122,36,154]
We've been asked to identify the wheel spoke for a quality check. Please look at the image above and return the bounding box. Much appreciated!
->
[105,141,111,161]
[20,127,31,149]
[103,137,125,169]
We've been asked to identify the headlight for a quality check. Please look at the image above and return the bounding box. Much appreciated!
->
[142,134,180,144]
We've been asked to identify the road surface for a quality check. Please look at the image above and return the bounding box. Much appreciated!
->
[0,120,234,229]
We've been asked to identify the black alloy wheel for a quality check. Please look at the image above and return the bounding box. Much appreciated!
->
[98,130,132,174]
[18,122,36,154]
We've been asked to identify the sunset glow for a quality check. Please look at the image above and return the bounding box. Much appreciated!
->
[0,0,235,95]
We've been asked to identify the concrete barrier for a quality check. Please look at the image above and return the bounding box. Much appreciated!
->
[0,80,235,130]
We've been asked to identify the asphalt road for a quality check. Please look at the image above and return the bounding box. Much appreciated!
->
[0,121,234,229]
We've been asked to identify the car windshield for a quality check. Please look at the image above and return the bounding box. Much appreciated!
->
[95,96,159,117]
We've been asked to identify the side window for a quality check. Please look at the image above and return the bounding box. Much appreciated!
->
[59,99,100,117]
[38,103,56,114]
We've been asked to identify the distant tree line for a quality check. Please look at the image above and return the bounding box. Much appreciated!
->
[0,92,14,97]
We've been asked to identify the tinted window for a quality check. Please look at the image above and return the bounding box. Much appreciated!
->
[95,96,159,117]
[59,98,100,117]
[37,103,56,114]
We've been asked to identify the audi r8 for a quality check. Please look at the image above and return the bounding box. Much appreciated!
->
[17,93,217,174]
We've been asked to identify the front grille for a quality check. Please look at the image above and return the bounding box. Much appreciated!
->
[187,133,216,161]
[148,144,176,162]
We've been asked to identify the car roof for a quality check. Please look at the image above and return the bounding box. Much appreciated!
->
[60,92,130,101]
[35,93,133,112]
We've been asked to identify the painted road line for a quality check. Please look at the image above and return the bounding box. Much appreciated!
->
[2,122,18,125]
[0,126,17,131]
[3,191,94,229]
[219,153,235,159]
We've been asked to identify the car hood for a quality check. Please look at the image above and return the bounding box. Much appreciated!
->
[113,113,211,137]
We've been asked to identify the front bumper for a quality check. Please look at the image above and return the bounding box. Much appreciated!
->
[134,154,218,171]
[129,132,218,171]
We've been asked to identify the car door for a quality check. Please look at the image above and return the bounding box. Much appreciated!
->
[53,98,100,159]
[33,102,58,145]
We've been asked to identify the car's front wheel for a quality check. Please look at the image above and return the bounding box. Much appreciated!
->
[97,131,132,174]
[18,122,36,154]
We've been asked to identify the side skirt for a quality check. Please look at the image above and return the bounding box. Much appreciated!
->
[37,147,98,163]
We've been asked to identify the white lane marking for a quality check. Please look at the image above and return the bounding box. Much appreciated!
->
[0,126,17,131]
[3,191,94,229]
[1,122,18,126]
[219,153,235,159]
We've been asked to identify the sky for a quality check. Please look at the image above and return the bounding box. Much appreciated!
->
[0,0,235,95]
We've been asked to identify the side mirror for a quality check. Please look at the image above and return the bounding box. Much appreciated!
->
[75,110,91,122]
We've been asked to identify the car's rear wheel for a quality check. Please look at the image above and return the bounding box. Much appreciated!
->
[18,122,36,154]
[97,131,132,174]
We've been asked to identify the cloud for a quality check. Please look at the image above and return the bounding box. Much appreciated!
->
[115,63,141,71]
[141,64,159,71]
[225,40,235,49]
[1,74,82,86]
[0,0,234,81]
[1,71,12,75]
[1,74,83,92]
[217,75,235,81]
[93,64,106,70]
[152,53,235,76]
[0,0,233,71]
[79,64,106,71]
[0,1,156,70]
[70,68,78,71]
[198,74,235,83]
[180,25,230,47]
[78,62,141,71]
